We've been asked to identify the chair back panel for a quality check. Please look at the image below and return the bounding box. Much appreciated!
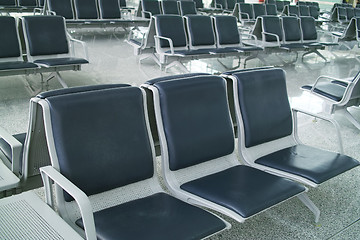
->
[282,16,301,42]
[262,16,283,42]
[265,4,277,15]
[23,16,69,56]
[213,15,240,45]
[18,0,37,6]
[73,0,99,19]
[300,16,317,41]
[48,0,75,20]
[154,76,234,171]
[142,0,161,18]
[239,3,253,20]
[98,0,121,19]
[234,68,293,147]
[155,15,187,48]
[46,87,154,201]
[253,4,266,18]
[0,16,21,59]
[161,1,179,15]
[179,1,197,15]
[0,0,16,6]
[186,15,215,47]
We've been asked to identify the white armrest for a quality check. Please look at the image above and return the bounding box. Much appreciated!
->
[262,31,281,46]
[154,35,175,54]
[40,166,96,240]
[0,126,22,174]
[292,107,344,154]
[68,34,89,61]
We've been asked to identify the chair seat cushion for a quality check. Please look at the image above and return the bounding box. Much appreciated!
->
[181,165,305,218]
[0,133,26,162]
[34,57,89,67]
[75,192,226,240]
[280,43,306,50]
[166,49,212,56]
[301,82,346,101]
[0,61,38,71]
[255,144,360,184]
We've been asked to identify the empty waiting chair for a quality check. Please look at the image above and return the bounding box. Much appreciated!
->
[98,0,121,19]
[302,70,360,131]
[47,0,75,20]
[275,0,284,12]
[161,1,180,15]
[22,15,89,88]
[145,74,320,223]
[39,85,229,240]
[253,4,266,18]
[73,0,99,19]
[229,68,359,193]
[280,16,307,50]
[309,5,319,19]
[178,1,197,16]
[238,3,255,24]
[0,16,38,76]
[265,4,277,15]
[298,5,310,16]
[142,0,161,18]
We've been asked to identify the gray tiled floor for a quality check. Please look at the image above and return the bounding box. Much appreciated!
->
[1,30,360,239]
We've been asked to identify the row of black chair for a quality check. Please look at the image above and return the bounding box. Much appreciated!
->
[282,4,320,19]
[235,3,278,25]
[33,67,359,239]
[330,5,360,24]
[0,15,88,88]
[44,0,148,28]
[0,0,44,11]
[139,0,198,18]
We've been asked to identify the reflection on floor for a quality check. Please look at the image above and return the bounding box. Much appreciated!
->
[0,31,359,239]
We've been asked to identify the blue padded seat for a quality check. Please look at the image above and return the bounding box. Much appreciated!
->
[0,16,21,59]
[46,85,227,239]
[0,133,26,163]
[181,165,305,218]
[234,69,292,147]
[282,16,302,42]
[153,74,307,221]
[33,57,89,67]
[0,0,17,6]
[234,68,360,185]
[239,3,254,20]
[194,0,204,8]
[301,82,346,102]
[161,1,180,15]
[265,4,277,15]
[48,0,75,20]
[155,15,187,48]
[76,192,226,240]
[186,15,216,47]
[262,16,283,42]
[0,61,38,71]
[255,145,360,184]
[47,87,154,200]
[253,4,266,18]
[73,0,99,19]
[178,1,197,15]
[299,16,337,47]
[298,5,310,16]
[275,0,284,11]
[142,0,161,18]
[98,0,121,19]
[18,0,37,7]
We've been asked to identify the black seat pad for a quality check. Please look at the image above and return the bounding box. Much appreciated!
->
[75,192,226,240]
[0,61,38,71]
[255,144,360,184]
[34,57,89,67]
[301,82,346,101]
[181,165,305,218]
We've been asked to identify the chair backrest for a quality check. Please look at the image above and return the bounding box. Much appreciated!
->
[266,0,275,4]
[239,3,254,20]
[18,0,37,6]
[152,75,235,172]
[142,0,161,18]
[275,0,284,12]
[299,16,318,42]
[355,8,360,17]
[213,15,241,48]
[346,7,355,20]
[265,4,277,15]
[98,0,121,19]
[337,7,347,21]
[297,1,306,5]
[281,16,302,43]
[161,1,179,15]
[232,68,293,148]
[22,15,70,61]
[43,86,155,204]
[298,5,310,16]
[119,0,126,7]
[193,0,204,8]
[178,1,197,16]
[261,16,283,42]
[253,4,266,18]
[185,15,216,49]
[309,5,319,19]
[288,5,299,16]
[73,0,99,19]
[154,14,188,49]
[0,16,23,62]
[226,0,236,10]
[0,0,17,6]
[215,0,227,9]
[48,0,75,20]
